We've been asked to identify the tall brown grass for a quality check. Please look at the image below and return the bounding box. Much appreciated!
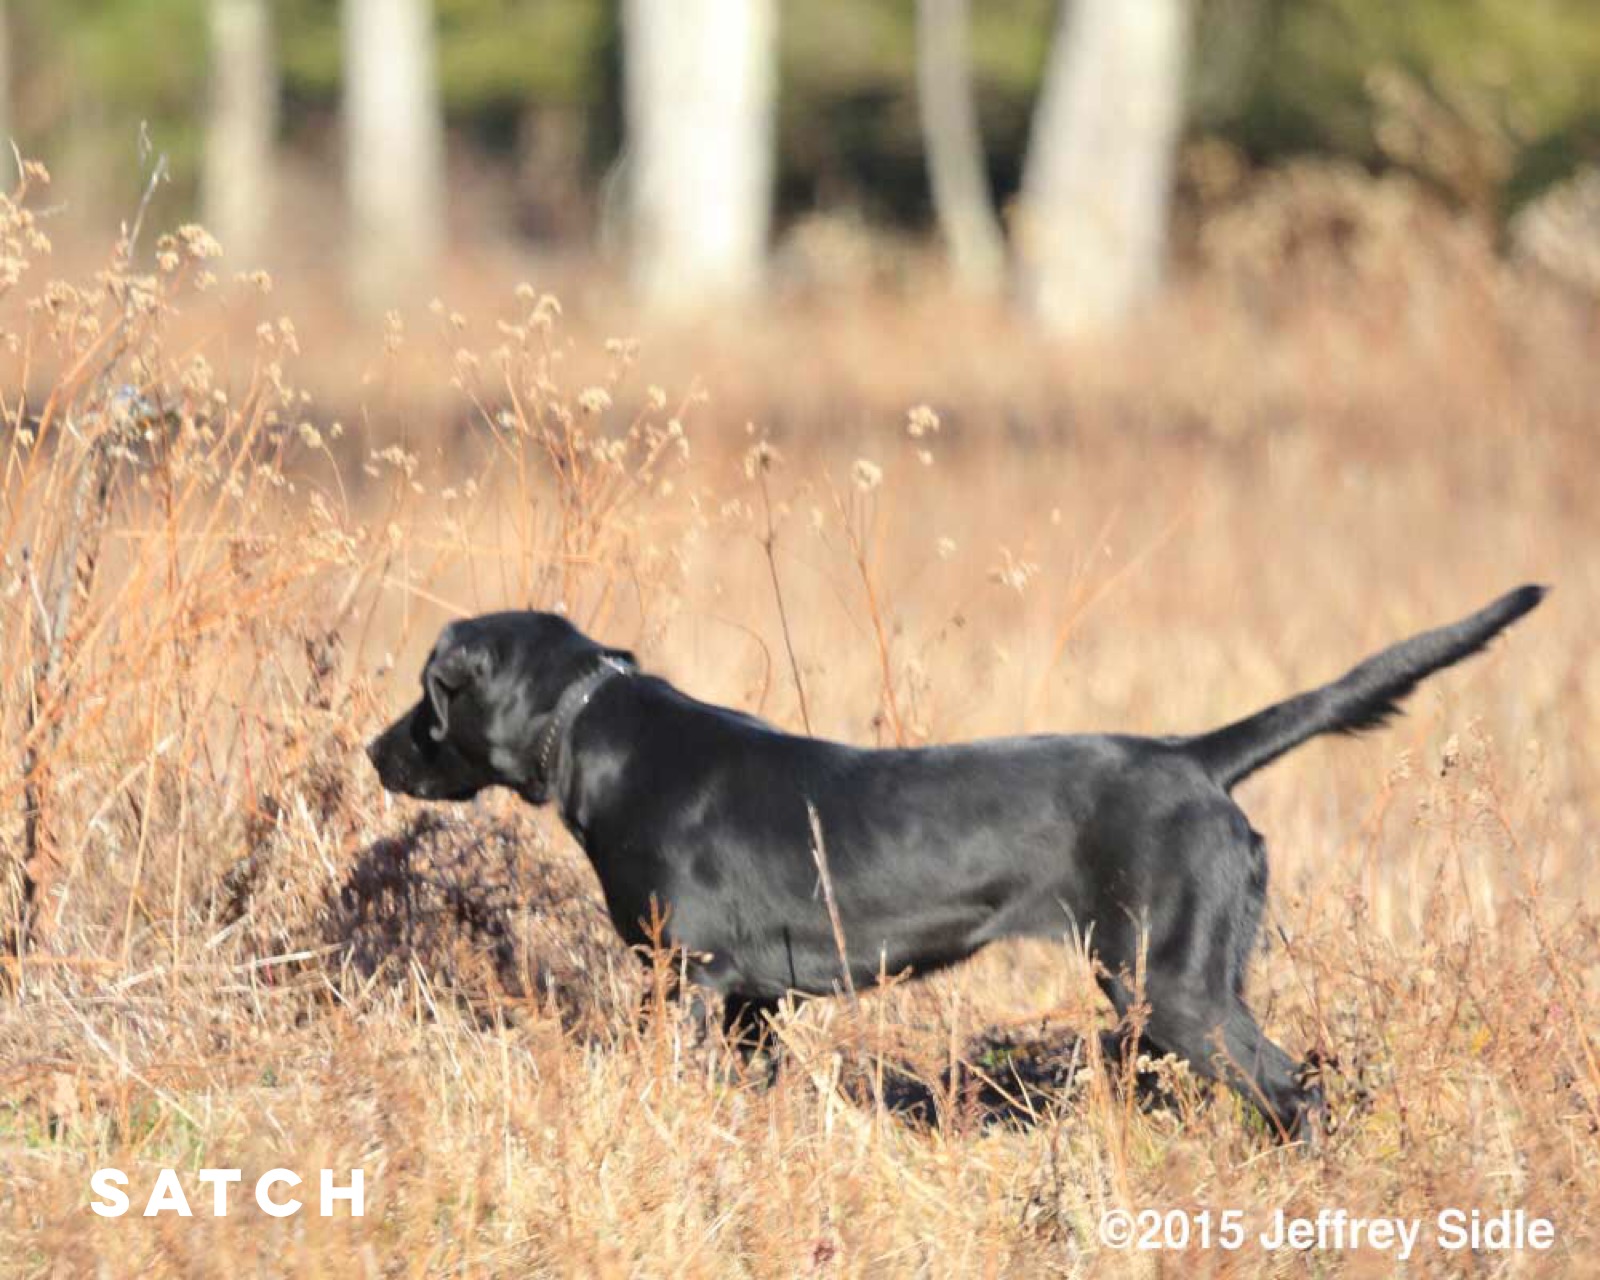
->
[1,160,1597,1276]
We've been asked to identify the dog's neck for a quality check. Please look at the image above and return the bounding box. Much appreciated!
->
[535,653,635,794]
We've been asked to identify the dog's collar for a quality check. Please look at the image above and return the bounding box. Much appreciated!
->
[536,654,635,783]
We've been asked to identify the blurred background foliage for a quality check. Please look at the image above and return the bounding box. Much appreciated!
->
[15,0,1600,231]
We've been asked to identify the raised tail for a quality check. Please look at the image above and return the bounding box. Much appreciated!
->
[1186,585,1546,791]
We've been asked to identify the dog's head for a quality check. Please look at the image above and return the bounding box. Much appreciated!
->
[366,611,630,804]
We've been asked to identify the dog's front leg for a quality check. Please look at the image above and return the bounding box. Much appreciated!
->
[721,993,782,1084]
[721,994,780,1051]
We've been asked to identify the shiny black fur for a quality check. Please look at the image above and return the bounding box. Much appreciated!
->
[368,586,1545,1139]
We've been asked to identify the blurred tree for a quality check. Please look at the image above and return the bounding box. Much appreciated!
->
[623,0,777,309]
[772,2,1051,228]
[0,4,10,175]
[202,0,277,263]
[281,0,609,110]
[916,0,1005,293]
[342,0,445,310]
[1016,0,1191,334]
[8,0,1599,258]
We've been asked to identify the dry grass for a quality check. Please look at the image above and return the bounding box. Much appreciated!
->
[1,162,1597,1277]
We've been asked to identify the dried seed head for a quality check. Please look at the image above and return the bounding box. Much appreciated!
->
[906,404,940,438]
[989,546,1040,593]
[177,224,223,261]
[850,458,883,492]
[578,387,613,415]
[743,439,781,478]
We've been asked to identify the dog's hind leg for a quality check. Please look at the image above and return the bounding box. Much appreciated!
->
[1158,989,1320,1140]
[1102,970,1320,1140]
[1094,809,1318,1139]
[1094,808,1321,1139]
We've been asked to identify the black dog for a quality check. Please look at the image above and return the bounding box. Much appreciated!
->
[368,585,1544,1138]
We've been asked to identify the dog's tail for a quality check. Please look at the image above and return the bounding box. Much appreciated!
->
[1185,585,1546,791]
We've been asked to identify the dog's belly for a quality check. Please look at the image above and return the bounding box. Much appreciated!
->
[668,879,1074,999]
[693,917,985,997]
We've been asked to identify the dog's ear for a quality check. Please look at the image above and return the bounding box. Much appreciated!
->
[424,635,491,742]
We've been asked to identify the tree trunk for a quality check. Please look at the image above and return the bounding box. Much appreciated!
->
[203,0,278,264]
[623,0,777,311]
[916,0,1005,294]
[343,0,446,311]
[1016,0,1190,334]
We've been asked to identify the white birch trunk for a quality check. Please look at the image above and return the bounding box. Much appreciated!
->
[202,0,278,263]
[343,0,446,309]
[916,0,1005,294]
[623,0,777,310]
[1017,0,1190,334]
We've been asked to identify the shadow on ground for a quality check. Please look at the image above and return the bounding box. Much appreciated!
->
[838,1025,1180,1131]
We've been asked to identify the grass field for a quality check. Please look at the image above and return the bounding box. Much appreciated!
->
[1,166,1597,1276]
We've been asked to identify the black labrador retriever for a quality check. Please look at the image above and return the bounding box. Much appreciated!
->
[367,585,1544,1138]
